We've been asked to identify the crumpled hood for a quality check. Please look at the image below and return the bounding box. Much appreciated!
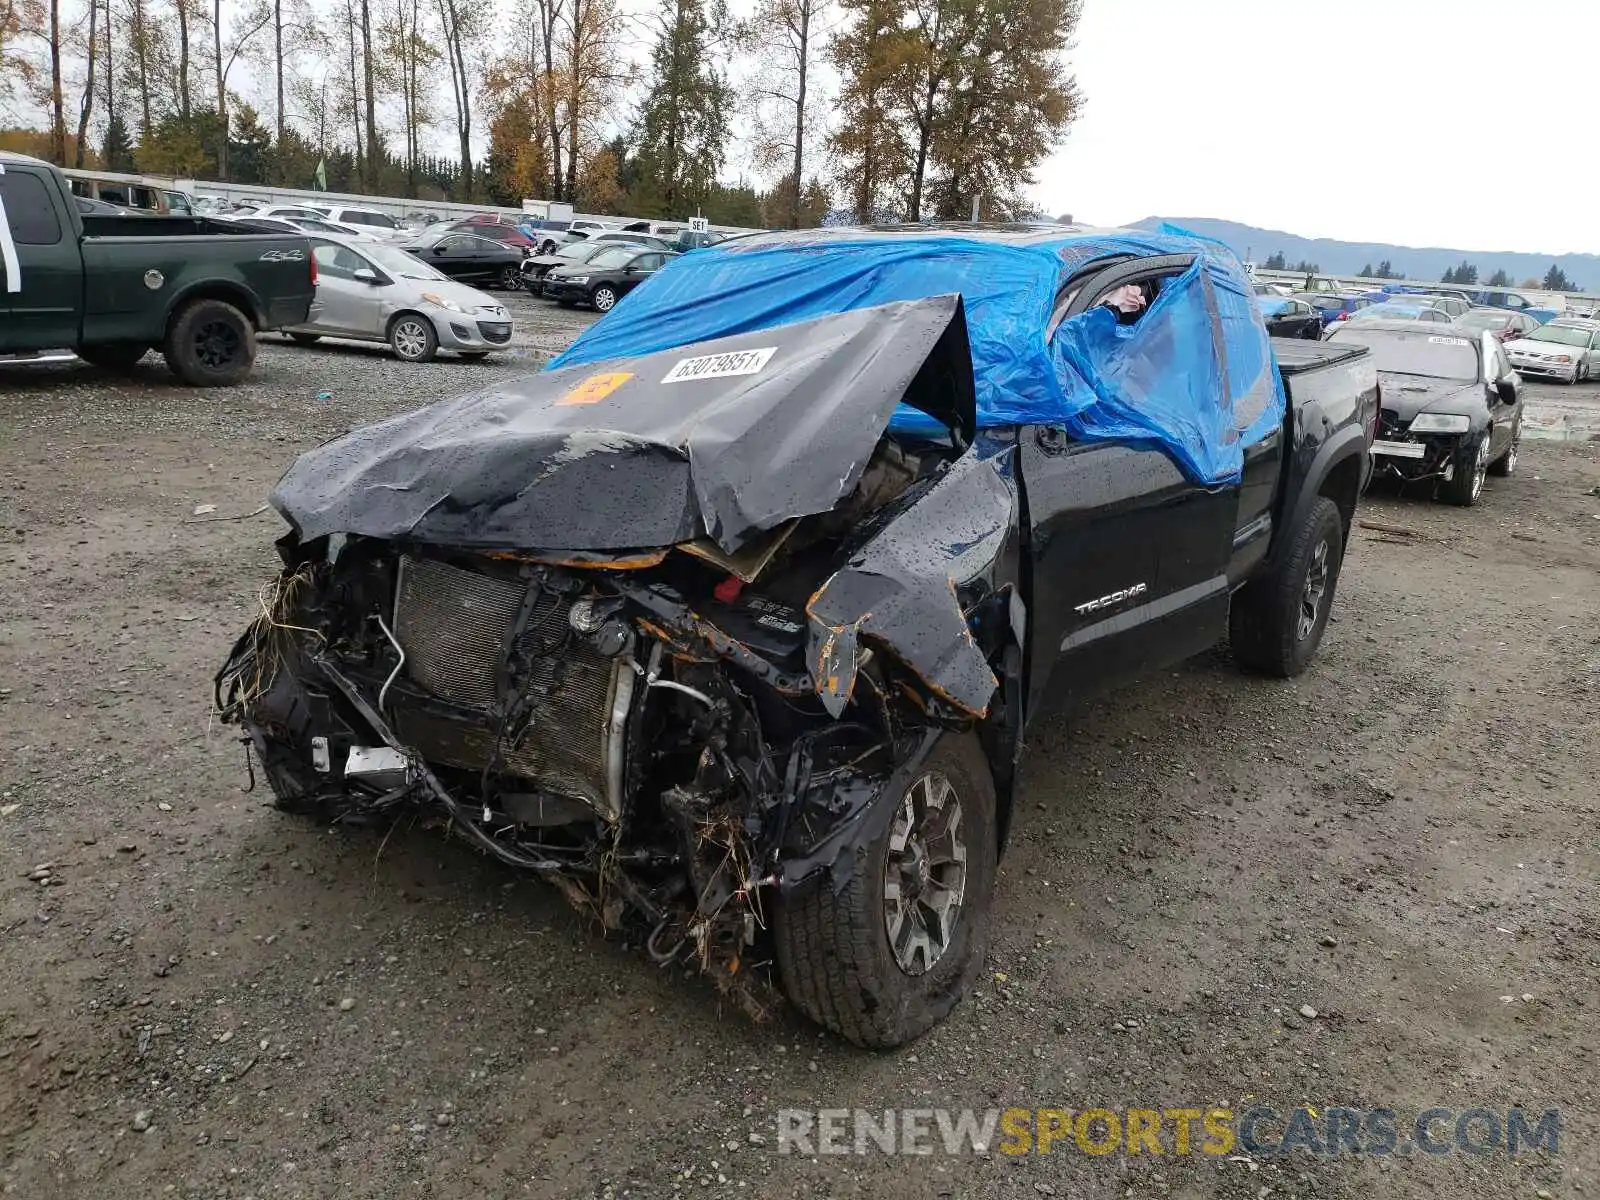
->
[270,295,976,553]
[1379,372,1485,421]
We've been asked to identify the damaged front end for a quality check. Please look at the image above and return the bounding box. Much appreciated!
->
[216,297,1025,1045]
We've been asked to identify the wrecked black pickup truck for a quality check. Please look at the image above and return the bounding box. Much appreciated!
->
[218,226,1379,1047]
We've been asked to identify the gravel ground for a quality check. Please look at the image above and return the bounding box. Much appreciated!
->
[1,298,1597,1199]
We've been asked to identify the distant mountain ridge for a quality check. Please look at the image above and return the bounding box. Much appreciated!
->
[1132,216,1598,291]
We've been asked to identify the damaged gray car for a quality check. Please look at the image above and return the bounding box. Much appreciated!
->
[218,227,1375,1047]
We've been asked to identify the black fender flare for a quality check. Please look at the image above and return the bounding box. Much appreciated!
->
[1268,423,1367,573]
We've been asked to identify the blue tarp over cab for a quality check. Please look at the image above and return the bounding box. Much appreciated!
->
[545,224,1285,485]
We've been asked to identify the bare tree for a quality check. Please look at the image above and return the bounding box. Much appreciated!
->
[742,0,827,226]
[359,0,377,188]
[46,0,64,161]
[212,0,272,179]
[435,0,478,196]
[174,0,194,117]
[72,0,98,165]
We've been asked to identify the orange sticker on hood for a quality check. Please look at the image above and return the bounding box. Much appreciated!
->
[557,371,634,405]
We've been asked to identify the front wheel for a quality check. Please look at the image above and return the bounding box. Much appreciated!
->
[1441,431,1489,506]
[163,298,256,386]
[1230,495,1344,678]
[1488,418,1519,477]
[773,733,996,1048]
[388,313,439,363]
[590,285,618,312]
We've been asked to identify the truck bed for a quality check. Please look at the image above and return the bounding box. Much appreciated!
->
[1269,337,1370,376]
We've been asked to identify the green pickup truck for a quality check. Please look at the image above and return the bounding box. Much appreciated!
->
[0,152,315,386]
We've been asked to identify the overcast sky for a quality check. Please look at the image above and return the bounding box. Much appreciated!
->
[1029,0,1596,254]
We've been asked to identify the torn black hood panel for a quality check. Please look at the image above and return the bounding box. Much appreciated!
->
[270,296,976,554]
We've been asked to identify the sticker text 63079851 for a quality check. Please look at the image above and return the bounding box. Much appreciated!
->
[661,347,777,384]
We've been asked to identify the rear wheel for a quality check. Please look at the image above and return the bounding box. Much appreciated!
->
[163,298,256,386]
[773,732,996,1048]
[1441,431,1489,506]
[388,313,439,363]
[499,264,523,290]
[1230,496,1344,677]
[591,285,618,312]
[77,342,149,371]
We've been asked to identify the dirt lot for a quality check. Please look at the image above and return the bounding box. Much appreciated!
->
[2,298,1597,1199]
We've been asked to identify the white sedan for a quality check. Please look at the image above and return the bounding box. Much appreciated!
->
[285,236,514,362]
[1503,320,1600,384]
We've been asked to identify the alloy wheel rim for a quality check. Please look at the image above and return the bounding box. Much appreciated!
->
[501,266,521,288]
[193,320,240,369]
[594,288,616,311]
[1297,538,1329,642]
[882,771,968,976]
[1472,435,1488,499]
[394,321,428,359]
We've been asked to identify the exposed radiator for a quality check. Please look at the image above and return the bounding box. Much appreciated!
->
[389,555,629,820]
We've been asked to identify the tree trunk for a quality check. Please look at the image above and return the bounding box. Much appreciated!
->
[47,0,65,164]
[344,0,363,173]
[272,0,283,155]
[176,0,190,119]
[360,0,377,189]
[73,0,98,167]
[561,0,582,200]
[438,0,471,198]
[213,0,227,178]
[103,0,114,129]
[133,0,151,136]
[789,0,808,228]
[538,0,561,198]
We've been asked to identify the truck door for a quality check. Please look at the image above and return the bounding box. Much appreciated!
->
[1022,254,1238,719]
[0,163,81,354]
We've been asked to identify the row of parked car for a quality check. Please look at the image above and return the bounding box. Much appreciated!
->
[1254,284,1600,384]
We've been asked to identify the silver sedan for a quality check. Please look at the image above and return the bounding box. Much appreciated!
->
[286,236,514,362]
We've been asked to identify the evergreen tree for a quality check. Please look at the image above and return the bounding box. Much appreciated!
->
[1543,264,1573,292]
[1486,268,1511,288]
[1263,251,1286,271]
[1358,264,1373,278]
[101,110,136,172]
[630,0,733,217]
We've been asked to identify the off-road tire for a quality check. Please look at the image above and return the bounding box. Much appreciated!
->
[1488,418,1519,477]
[388,312,439,362]
[1230,495,1344,678]
[163,298,255,386]
[1441,431,1489,506]
[773,733,997,1049]
[288,332,322,346]
[77,342,149,371]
